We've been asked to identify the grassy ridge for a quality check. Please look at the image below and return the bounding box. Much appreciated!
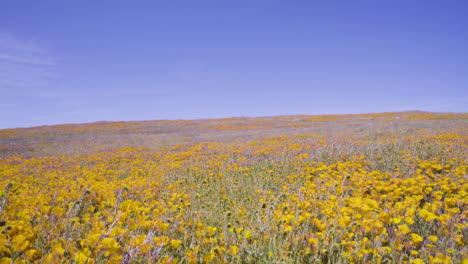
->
[0,112,467,263]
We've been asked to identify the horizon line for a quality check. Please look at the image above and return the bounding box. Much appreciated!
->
[1,110,466,131]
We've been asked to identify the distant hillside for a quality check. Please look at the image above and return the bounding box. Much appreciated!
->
[0,111,466,158]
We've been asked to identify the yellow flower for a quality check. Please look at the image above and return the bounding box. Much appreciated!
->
[153,236,170,246]
[312,219,327,231]
[410,258,426,264]
[308,237,318,247]
[430,253,452,264]
[74,251,89,264]
[129,235,146,247]
[427,235,438,242]
[202,252,215,262]
[410,233,424,246]
[101,238,120,256]
[25,249,39,260]
[419,209,438,222]
[52,244,65,255]
[0,258,12,264]
[398,224,411,235]
[107,254,123,264]
[43,253,62,264]
[159,222,170,232]
[206,226,217,236]
[11,234,29,252]
[170,239,182,249]
[228,245,239,256]
[185,250,198,264]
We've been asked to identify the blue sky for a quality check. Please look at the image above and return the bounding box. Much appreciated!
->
[1,0,467,128]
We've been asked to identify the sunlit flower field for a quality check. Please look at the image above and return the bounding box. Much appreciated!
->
[0,112,466,264]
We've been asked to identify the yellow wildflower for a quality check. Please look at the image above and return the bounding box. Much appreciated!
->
[170,239,182,249]
[410,233,424,246]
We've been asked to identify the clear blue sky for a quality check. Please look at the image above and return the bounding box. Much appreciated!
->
[1,1,467,128]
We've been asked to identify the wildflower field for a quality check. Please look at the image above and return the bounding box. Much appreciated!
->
[0,111,467,264]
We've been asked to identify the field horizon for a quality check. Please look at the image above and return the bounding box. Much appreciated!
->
[1,110,466,130]
[2,111,467,157]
